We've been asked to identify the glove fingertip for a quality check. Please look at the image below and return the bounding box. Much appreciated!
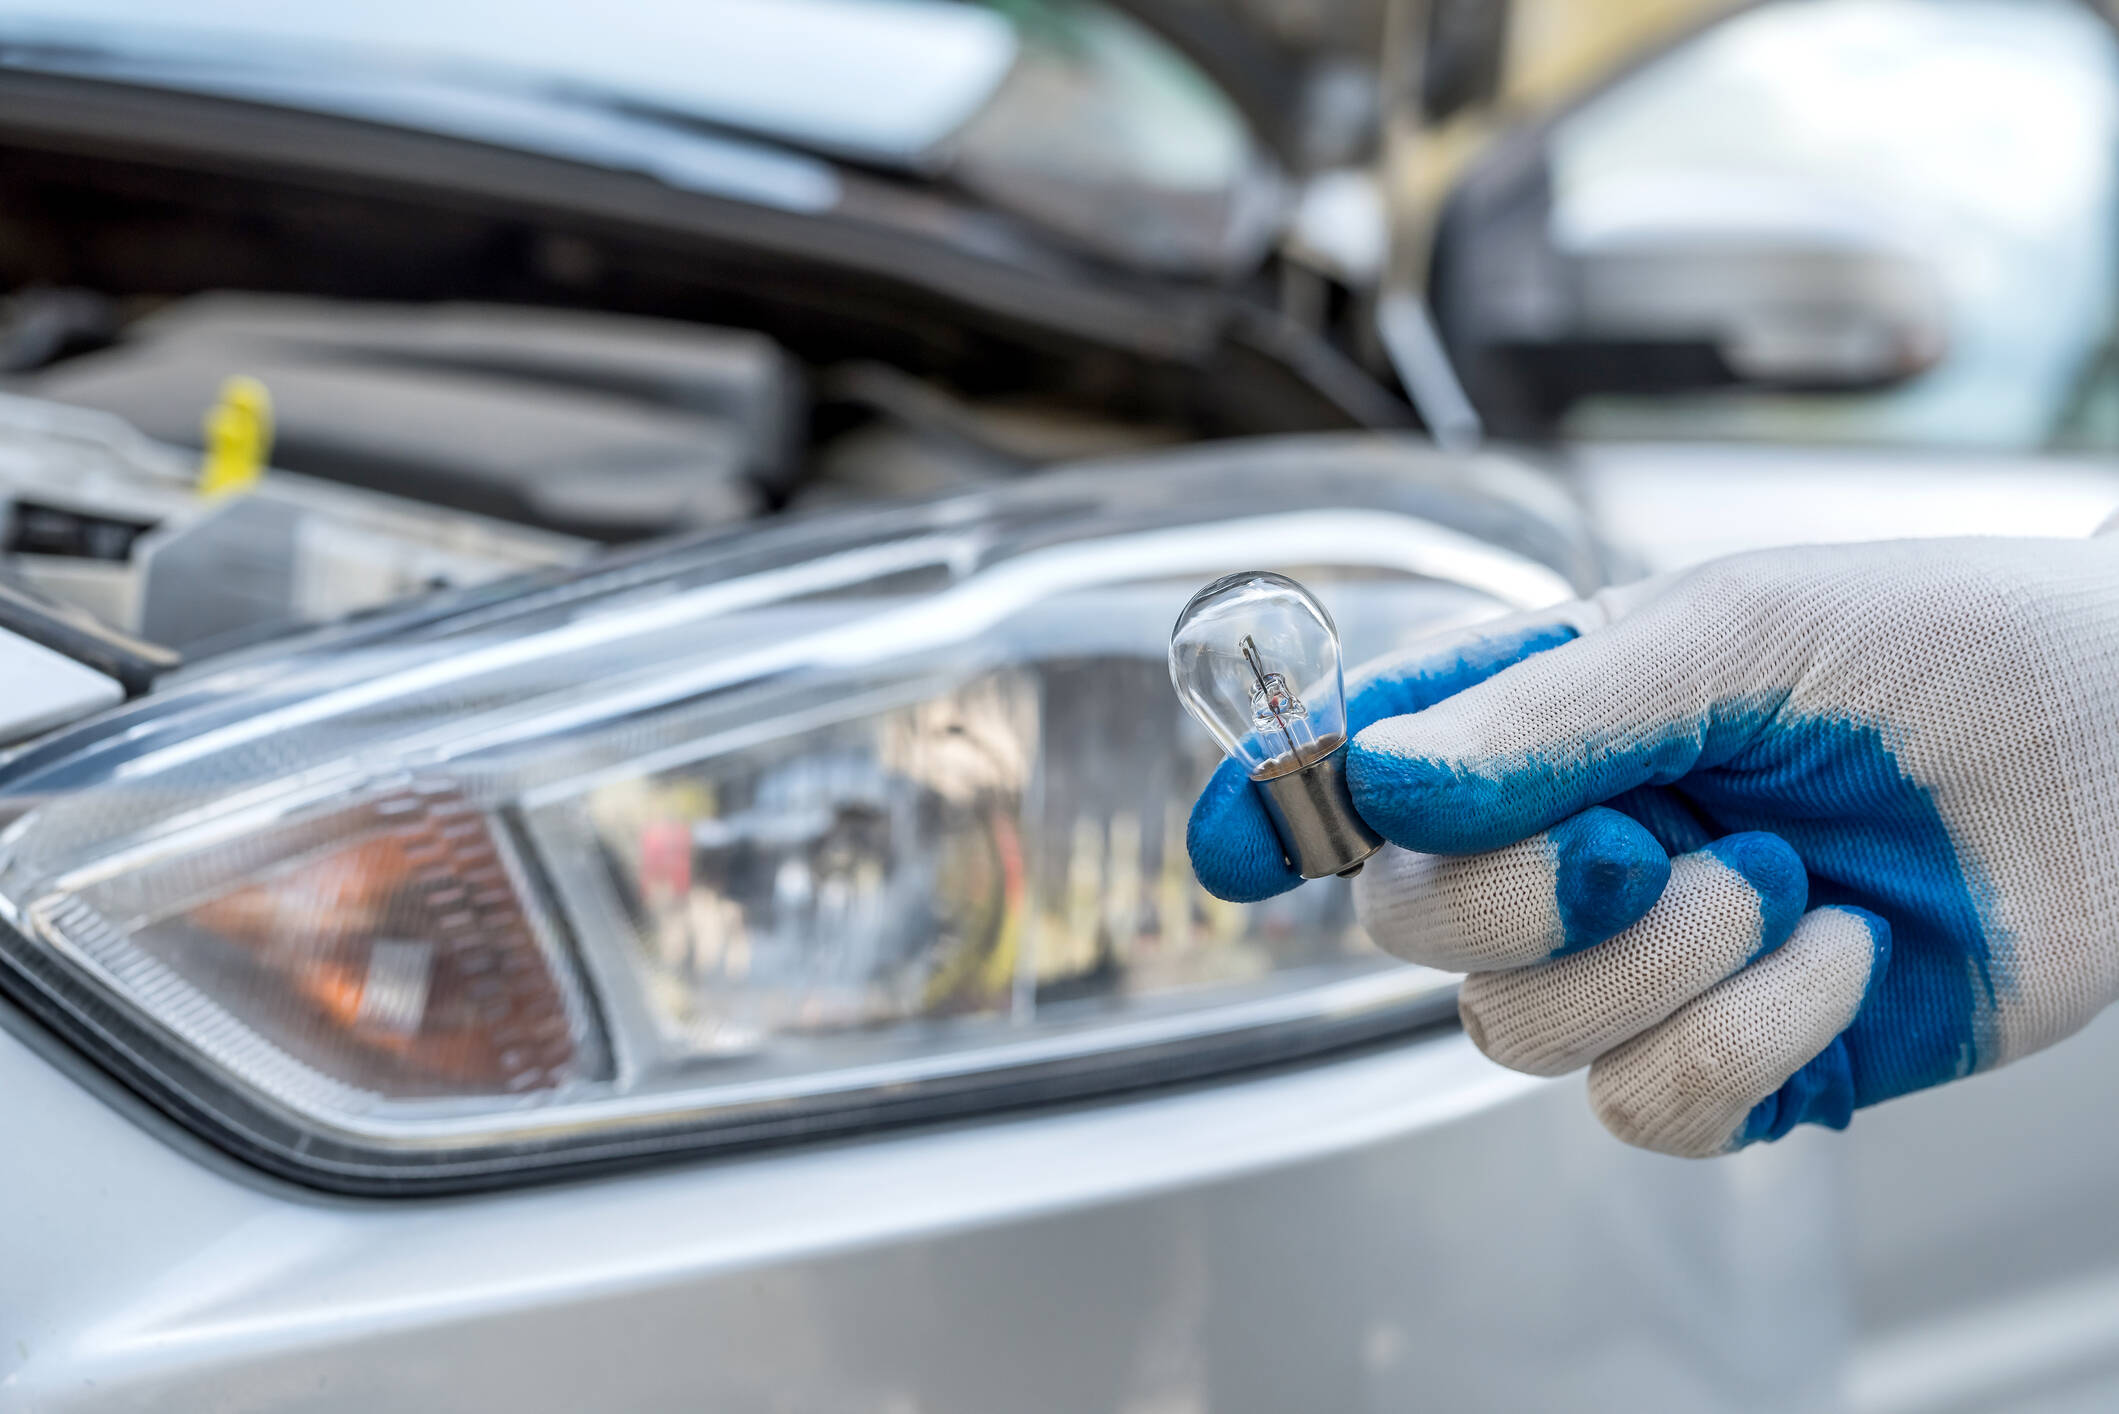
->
[1702,831,1808,958]
[1549,807,1671,957]
[1186,760,1301,903]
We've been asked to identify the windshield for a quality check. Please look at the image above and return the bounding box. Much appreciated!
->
[0,0,1275,275]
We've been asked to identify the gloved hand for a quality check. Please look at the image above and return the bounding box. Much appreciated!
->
[1188,537,2119,1157]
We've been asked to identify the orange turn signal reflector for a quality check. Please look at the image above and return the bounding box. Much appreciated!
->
[158,788,587,1099]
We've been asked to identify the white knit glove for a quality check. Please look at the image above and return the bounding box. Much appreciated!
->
[1188,536,2119,1157]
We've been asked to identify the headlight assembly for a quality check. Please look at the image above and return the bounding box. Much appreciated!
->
[0,448,1587,1191]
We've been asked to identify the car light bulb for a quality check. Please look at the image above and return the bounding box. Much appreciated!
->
[1169,571,1382,879]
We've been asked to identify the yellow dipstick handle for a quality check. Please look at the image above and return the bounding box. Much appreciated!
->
[198,374,274,500]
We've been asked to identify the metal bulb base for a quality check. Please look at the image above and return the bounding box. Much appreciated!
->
[1256,741,1383,880]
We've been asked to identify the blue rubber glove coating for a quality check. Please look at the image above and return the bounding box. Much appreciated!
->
[1350,699,1983,1142]
[1187,623,1670,960]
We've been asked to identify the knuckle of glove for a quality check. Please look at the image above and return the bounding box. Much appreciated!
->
[1588,905,1887,1159]
[1354,839,1564,971]
[1588,1012,1757,1159]
[1455,835,1805,1079]
[1353,809,1667,971]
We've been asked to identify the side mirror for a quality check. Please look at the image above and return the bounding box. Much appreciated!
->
[1431,153,1947,434]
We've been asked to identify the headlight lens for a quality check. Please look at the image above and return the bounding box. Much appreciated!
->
[0,450,1585,1190]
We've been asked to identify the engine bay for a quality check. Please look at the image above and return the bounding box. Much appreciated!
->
[0,42,1408,667]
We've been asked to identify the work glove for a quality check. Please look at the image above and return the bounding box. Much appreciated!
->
[1188,536,2119,1157]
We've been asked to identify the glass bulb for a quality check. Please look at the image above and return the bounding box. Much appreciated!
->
[1169,571,1349,780]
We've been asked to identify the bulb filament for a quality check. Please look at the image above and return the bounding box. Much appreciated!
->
[1240,635,1307,761]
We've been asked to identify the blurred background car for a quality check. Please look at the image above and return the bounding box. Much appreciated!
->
[0,1,2114,1411]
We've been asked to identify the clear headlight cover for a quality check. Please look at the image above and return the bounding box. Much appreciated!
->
[0,444,1589,1191]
